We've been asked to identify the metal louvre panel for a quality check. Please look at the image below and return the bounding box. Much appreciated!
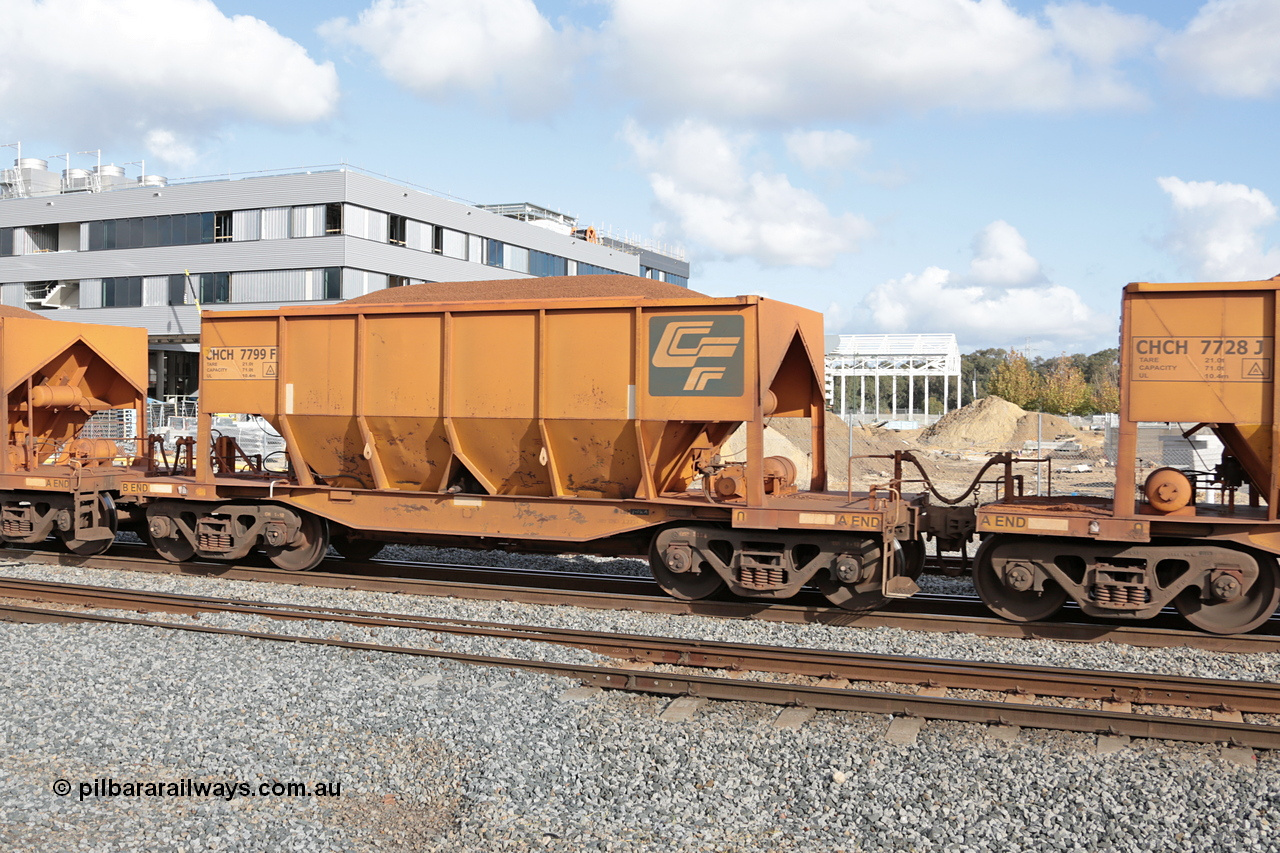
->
[14,228,37,255]
[79,279,102,308]
[406,219,428,251]
[343,204,368,239]
[291,205,324,238]
[142,276,168,307]
[341,267,363,298]
[2,282,26,307]
[503,244,530,274]
[232,209,262,241]
[441,227,467,259]
[231,269,307,303]
[367,209,388,243]
[79,222,90,251]
[261,207,289,240]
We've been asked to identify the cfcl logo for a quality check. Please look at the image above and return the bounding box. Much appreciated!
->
[649,315,744,396]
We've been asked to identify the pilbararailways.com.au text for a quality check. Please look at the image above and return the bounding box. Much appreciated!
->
[52,778,343,801]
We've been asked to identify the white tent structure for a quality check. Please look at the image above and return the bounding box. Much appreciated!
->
[825,334,962,422]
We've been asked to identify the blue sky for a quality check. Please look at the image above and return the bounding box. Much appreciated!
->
[4,0,1279,356]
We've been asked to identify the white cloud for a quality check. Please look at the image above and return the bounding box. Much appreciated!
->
[1157,176,1280,280]
[1046,2,1161,68]
[1160,0,1280,98]
[0,0,337,147]
[968,221,1044,287]
[603,0,1151,122]
[144,130,198,171]
[625,120,871,268]
[320,0,575,116]
[785,130,870,173]
[862,222,1106,347]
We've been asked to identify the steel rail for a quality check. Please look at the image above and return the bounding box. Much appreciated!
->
[2,597,1277,749]
[3,577,1279,715]
[9,546,1279,654]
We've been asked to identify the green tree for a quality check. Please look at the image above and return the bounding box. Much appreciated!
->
[1039,356,1091,415]
[1090,375,1120,414]
[988,350,1041,408]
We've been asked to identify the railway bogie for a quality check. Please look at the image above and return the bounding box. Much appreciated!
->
[648,523,917,608]
[971,533,1280,633]
[145,500,330,571]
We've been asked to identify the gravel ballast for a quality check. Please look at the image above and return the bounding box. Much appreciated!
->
[1,557,1278,852]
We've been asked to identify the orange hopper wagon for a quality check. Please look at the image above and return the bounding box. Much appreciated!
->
[145,276,925,610]
[975,277,1280,633]
[0,308,147,554]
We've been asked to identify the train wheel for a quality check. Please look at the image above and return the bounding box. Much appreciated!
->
[150,530,196,562]
[146,509,196,562]
[58,494,118,557]
[331,535,385,562]
[972,537,1067,623]
[812,540,893,612]
[813,580,888,612]
[264,512,329,572]
[648,535,725,600]
[1174,559,1280,635]
[900,537,926,580]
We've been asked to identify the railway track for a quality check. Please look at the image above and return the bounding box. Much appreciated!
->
[2,576,1278,749]
[4,544,1279,653]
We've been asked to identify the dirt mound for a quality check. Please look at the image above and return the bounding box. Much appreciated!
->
[763,416,913,488]
[344,274,704,305]
[1010,412,1079,446]
[920,396,1027,449]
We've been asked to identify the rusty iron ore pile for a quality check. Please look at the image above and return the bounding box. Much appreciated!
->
[2,554,1278,852]
[344,274,702,305]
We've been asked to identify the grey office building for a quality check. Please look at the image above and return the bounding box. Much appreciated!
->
[0,159,689,397]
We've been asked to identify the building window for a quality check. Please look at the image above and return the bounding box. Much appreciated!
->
[0,227,11,256]
[102,277,144,308]
[325,203,343,235]
[389,275,410,288]
[199,272,230,304]
[214,211,233,242]
[168,274,188,306]
[484,238,503,268]
[666,273,688,287]
[577,262,621,276]
[530,250,567,277]
[322,267,342,300]
[389,215,407,247]
[85,213,214,251]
